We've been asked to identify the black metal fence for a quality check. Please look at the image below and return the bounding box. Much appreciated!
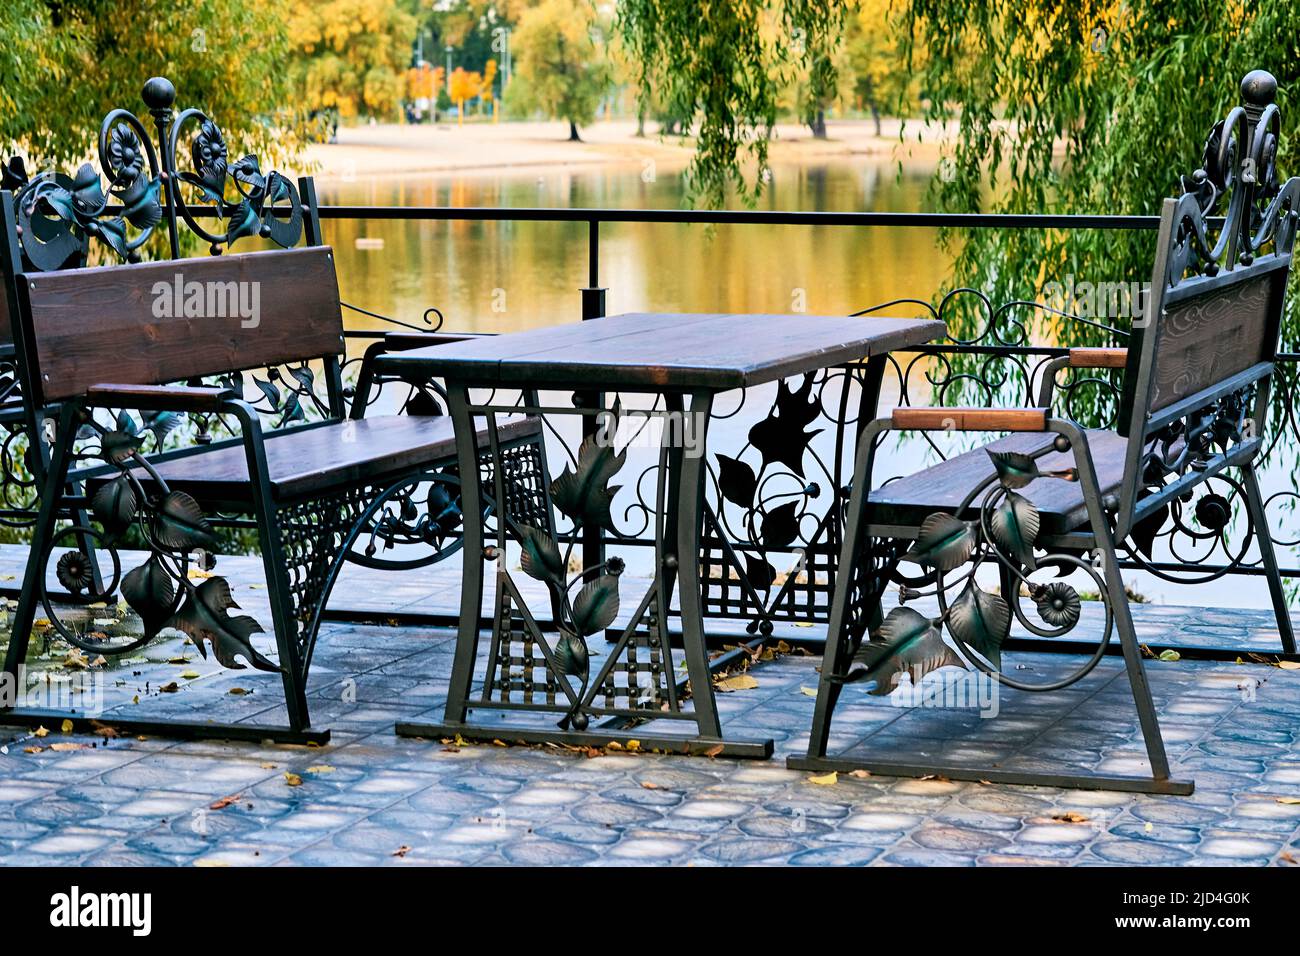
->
[313,203,1299,596]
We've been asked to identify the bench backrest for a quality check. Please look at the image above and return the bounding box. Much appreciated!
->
[13,244,342,405]
[1112,69,1299,537]
[0,77,340,418]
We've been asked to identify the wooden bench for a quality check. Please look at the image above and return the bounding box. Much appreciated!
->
[0,79,545,744]
[791,68,1300,794]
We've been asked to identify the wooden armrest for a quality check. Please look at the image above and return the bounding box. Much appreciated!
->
[381,331,488,352]
[1068,347,1128,369]
[891,406,1050,431]
[85,383,235,413]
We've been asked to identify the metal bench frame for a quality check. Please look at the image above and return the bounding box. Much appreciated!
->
[791,69,1300,794]
[0,77,544,744]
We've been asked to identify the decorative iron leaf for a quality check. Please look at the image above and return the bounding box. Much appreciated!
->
[947,582,1010,669]
[1128,500,1169,559]
[989,490,1041,570]
[747,376,824,478]
[116,410,139,436]
[761,501,801,550]
[517,523,564,585]
[121,556,177,638]
[405,387,443,417]
[225,199,261,246]
[165,577,277,671]
[987,450,1040,489]
[744,553,777,591]
[551,630,589,678]
[571,574,620,636]
[902,513,975,572]
[143,410,181,448]
[278,391,305,425]
[152,491,218,552]
[100,430,143,466]
[549,434,626,532]
[716,454,757,508]
[842,606,962,696]
[91,475,138,534]
[1035,582,1081,628]
[253,376,281,409]
[288,365,315,392]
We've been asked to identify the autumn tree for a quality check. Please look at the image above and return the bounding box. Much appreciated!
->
[288,0,418,121]
[512,0,610,141]
[0,0,306,168]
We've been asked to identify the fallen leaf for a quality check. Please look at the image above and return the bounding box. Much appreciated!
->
[606,741,624,751]
[23,746,42,754]
[260,762,278,770]
[49,742,91,751]
[194,859,229,867]
[228,687,250,695]
[1144,822,1154,833]
[491,739,507,747]
[167,656,191,664]
[210,793,243,810]
[60,719,74,734]
[849,769,872,778]
[626,739,641,752]
[702,744,724,758]
[1277,797,1300,805]
[32,725,49,738]
[305,765,335,775]
[89,722,120,738]
[1281,851,1298,865]
[799,686,819,697]
[1157,649,1181,662]
[716,674,759,692]
[180,670,201,679]
[641,781,660,790]
[1278,661,1300,671]
[283,772,303,787]
[392,845,411,858]
[158,682,179,693]
[808,771,838,786]
[1052,811,1090,823]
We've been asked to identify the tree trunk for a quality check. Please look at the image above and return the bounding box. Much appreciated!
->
[635,107,645,138]
[568,121,582,142]
[808,109,827,139]
[870,103,881,137]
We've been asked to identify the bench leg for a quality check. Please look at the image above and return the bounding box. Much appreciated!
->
[1071,428,1175,785]
[1241,462,1296,654]
[3,407,76,681]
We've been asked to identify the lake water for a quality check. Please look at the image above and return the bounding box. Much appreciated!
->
[316,157,1292,612]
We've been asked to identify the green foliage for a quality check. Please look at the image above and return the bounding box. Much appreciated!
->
[511,0,611,138]
[0,0,306,168]
[617,0,847,206]
[901,0,1300,359]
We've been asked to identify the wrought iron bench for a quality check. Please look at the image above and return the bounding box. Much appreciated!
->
[0,78,544,744]
[791,69,1300,794]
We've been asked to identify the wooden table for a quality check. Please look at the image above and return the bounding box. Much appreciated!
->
[387,312,945,757]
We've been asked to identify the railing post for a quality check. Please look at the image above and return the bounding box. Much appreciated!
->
[578,218,606,581]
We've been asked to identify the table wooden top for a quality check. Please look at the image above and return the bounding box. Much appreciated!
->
[386,312,946,390]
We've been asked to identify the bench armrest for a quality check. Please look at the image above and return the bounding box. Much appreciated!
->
[85,383,235,413]
[891,406,1050,432]
[1068,347,1128,369]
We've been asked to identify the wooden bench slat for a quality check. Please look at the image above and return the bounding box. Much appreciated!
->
[92,413,540,505]
[891,406,1049,431]
[867,430,1128,535]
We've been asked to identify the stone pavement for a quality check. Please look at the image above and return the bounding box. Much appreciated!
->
[0,547,1298,867]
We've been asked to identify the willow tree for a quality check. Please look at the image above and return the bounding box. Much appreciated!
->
[617,0,847,206]
[902,0,1300,349]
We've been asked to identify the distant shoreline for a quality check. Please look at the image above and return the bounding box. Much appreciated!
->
[302,118,949,182]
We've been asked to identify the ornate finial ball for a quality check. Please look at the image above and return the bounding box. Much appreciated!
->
[141,76,176,111]
[1241,70,1277,107]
